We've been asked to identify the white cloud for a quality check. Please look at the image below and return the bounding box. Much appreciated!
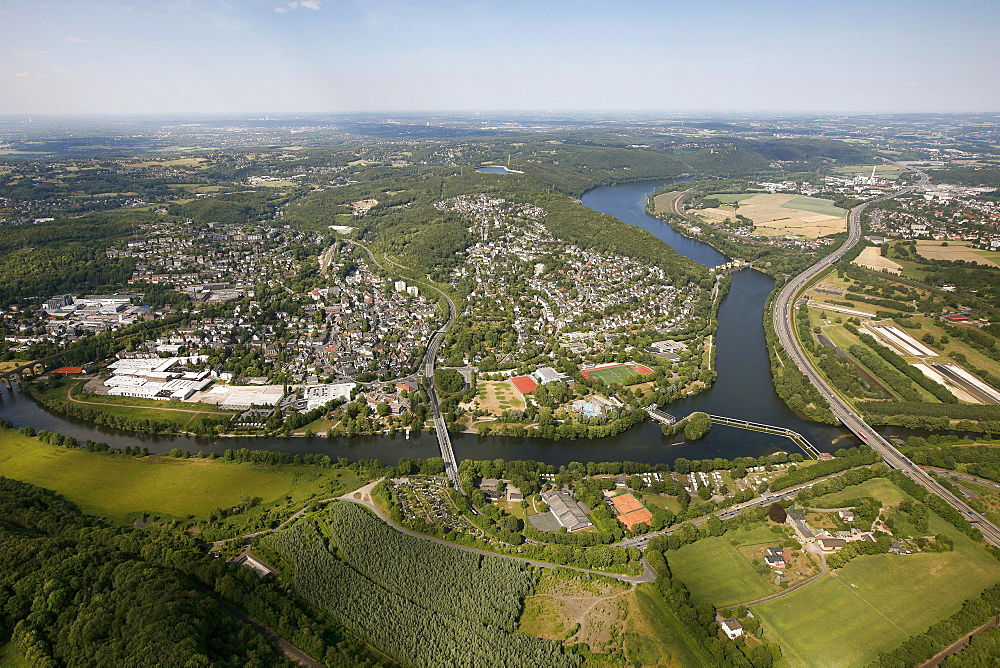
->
[275,1,321,13]
[67,36,90,44]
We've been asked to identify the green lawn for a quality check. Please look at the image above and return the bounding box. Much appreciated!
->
[0,642,29,668]
[643,494,683,514]
[632,583,717,667]
[755,486,1000,667]
[583,364,644,384]
[666,525,776,607]
[0,429,364,521]
[807,477,910,508]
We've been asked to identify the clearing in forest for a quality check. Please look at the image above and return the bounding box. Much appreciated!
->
[519,571,707,665]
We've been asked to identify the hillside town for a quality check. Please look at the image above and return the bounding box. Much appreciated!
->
[440,194,704,366]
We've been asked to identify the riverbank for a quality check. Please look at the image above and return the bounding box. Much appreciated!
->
[0,181,855,466]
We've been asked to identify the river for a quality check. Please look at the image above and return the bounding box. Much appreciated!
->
[0,181,858,466]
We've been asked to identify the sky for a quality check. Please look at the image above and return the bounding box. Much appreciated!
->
[1,0,999,115]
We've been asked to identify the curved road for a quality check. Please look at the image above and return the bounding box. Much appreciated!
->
[336,481,657,583]
[771,168,1000,548]
[354,242,461,489]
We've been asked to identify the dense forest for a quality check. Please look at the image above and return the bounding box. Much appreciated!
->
[268,504,581,667]
[0,475,395,667]
[0,476,284,667]
[0,210,153,307]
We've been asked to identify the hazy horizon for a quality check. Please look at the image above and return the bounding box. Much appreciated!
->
[3,0,999,115]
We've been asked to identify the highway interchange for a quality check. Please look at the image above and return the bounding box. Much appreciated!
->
[771,167,1000,548]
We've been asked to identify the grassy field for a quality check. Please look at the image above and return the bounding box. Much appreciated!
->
[518,571,713,666]
[127,157,206,168]
[476,380,524,415]
[651,190,685,215]
[630,583,717,667]
[831,164,907,180]
[168,183,225,193]
[0,642,29,668]
[783,195,846,218]
[666,525,777,607]
[755,482,1000,667]
[0,429,364,521]
[696,192,846,239]
[643,494,683,514]
[808,477,910,507]
[253,180,299,188]
[582,363,650,384]
[915,241,1000,267]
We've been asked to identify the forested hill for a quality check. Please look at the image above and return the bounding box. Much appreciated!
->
[0,210,144,307]
[282,168,707,283]
[0,476,285,667]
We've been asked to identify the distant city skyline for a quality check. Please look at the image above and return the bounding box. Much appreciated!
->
[2,0,999,115]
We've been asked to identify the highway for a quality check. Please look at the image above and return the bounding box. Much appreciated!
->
[771,168,1000,548]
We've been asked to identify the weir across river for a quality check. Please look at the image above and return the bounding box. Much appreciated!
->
[706,414,823,460]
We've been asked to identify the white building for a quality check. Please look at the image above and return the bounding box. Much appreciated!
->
[721,619,744,640]
[302,383,357,410]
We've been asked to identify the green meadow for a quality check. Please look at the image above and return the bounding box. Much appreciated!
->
[0,429,364,521]
[665,525,777,607]
[754,484,1000,667]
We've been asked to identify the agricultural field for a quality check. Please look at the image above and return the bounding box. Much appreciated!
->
[476,380,525,415]
[852,246,902,275]
[696,193,847,239]
[168,183,226,193]
[651,190,687,214]
[126,157,207,168]
[519,571,710,666]
[0,429,361,521]
[915,240,1000,267]
[830,164,907,180]
[754,480,1000,667]
[253,180,299,188]
[665,525,785,607]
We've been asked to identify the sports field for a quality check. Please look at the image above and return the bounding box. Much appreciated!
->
[580,363,653,384]
[0,429,363,521]
[699,193,846,239]
[665,525,776,607]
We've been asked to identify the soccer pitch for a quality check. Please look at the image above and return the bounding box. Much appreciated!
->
[582,363,651,384]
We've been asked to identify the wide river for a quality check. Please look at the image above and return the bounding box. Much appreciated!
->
[0,181,860,465]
